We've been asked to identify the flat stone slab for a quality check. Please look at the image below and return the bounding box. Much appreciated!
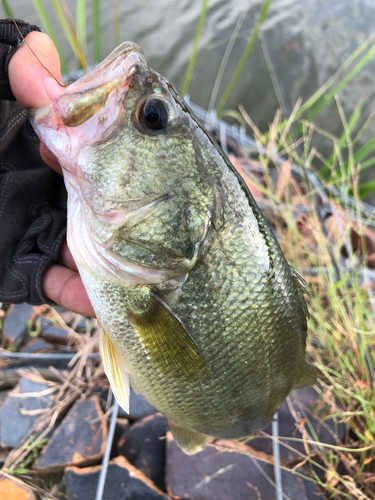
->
[64,456,170,500]
[117,388,155,420]
[40,319,71,345]
[0,478,36,500]
[0,377,52,447]
[3,303,34,345]
[34,396,106,472]
[248,387,346,464]
[166,433,325,500]
[118,412,169,491]
[20,338,54,353]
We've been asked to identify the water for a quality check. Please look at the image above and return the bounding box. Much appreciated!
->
[6,0,375,202]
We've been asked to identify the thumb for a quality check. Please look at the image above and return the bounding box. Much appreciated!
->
[8,31,64,109]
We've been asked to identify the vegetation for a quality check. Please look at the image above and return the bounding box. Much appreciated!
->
[236,106,375,499]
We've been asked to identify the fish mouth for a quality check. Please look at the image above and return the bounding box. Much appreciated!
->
[52,42,147,128]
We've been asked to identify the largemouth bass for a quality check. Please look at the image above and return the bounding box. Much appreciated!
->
[30,42,316,454]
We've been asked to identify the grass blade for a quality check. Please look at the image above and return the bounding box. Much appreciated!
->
[207,3,250,116]
[114,0,120,48]
[92,0,102,63]
[31,0,68,75]
[337,136,375,180]
[1,0,13,17]
[51,0,87,69]
[181,0,210,96]
[265,31,375,140]
[357,155,375,171]
[358,178,375,198]
[304,41,375,123]
[216,0,273,116]
[76,0,87,64]
[298,31,375,117]
[320,99,364,178]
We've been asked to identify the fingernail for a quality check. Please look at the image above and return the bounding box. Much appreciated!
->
[43,76,64,101]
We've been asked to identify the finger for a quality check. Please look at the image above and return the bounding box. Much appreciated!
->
[8,31,64,108]
[40,143,62,175]
[60,239,78,272]
[43,264,96,318]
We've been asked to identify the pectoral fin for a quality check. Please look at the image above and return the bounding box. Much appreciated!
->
[292,361,317,389]
[99,327,130,413]
[169,421,209,455]
[127,292,209,381]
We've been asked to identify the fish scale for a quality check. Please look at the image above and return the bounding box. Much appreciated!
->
[30,41,316,454]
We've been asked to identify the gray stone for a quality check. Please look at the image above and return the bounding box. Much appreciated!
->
[34,396,106,472]
[118,388,155,420]
[0,378,52,447]
[118,413,169,491]
[248,387,346,464]
[3,303,34,345]
[64,456,170,500]
[20,338,54,353]
[40,319,71,345]
[166,433,325,500]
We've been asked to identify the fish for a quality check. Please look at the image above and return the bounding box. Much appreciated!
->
[30,41,316,455]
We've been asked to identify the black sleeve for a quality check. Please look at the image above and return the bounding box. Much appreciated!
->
[0,19,67,305]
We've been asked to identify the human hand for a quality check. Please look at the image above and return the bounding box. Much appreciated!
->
[8,31,95,317]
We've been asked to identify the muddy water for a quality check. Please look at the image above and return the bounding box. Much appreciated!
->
[7,0,375,201]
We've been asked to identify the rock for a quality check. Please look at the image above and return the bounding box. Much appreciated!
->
[20,338,54,353]
[65,455,170,500]
[3,303,34,345]
[0,390,9,407]
[34,396,106,472]
[118,388,155,420]
[248,387,346,464]
[72,316,89,332]
[118,413,169,491]
[97,385,155,420]
[0,478,36,500]
[0,447,9,467]
[0,377,52,447]
[53,306,77,327]
[40,319,71,345]
[166,433,325,500]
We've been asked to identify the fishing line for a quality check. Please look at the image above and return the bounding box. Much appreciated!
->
[9,14,65,89]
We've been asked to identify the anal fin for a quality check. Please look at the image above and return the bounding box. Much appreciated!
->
[99,326,130,413]
[169,421,209,455]
[293,360,317,389]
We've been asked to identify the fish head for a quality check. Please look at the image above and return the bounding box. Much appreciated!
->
[30,42,215,283]
[30,41,182,170]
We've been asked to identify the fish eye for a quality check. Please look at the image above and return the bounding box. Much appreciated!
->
[138,98,169,130]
